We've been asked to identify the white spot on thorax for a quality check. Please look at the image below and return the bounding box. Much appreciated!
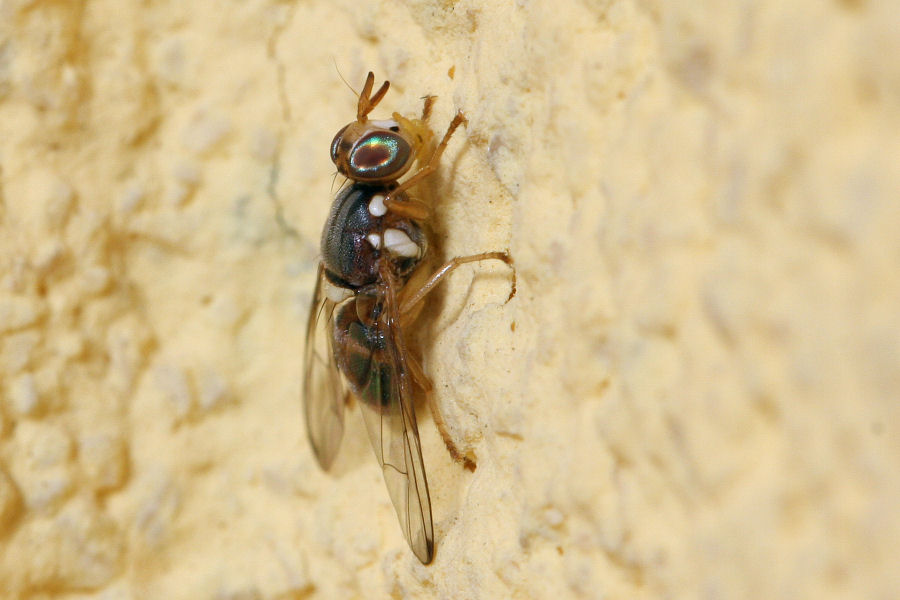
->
[323,280,352,304]
[383,228,419,258]
[368,194,387,217]
[365,233,382,249]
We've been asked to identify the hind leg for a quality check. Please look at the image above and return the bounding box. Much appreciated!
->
[406,350,476,471]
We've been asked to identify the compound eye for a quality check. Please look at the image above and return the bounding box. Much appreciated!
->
[348,131,412,181]
[330,124,350,163]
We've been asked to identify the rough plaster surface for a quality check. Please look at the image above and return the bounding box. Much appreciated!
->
[1,0,899,598]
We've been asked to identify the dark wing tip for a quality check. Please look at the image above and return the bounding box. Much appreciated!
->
[415,535,435,564]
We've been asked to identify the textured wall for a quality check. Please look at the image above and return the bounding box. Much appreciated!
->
[1,0,898,598]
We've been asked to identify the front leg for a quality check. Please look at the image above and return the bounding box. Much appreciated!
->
[384,111,468,205]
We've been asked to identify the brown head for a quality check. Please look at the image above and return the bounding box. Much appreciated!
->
[330,72,422,183]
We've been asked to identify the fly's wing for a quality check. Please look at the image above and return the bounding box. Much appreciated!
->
[303,265,347,470]
[356,298,434,564]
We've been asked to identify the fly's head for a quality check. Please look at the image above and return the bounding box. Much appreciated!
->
[330,72,433,183]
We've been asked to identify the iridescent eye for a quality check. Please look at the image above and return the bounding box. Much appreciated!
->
[348,131,412,181]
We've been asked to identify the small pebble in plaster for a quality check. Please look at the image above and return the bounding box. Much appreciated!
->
[702,267,754,344]
[18,471,73,513]
[61,63,79,92]
[208,294,245,330]
[250,127,278,161]
[0,42,10,99]
[284,259,307,278]
[167,162,201,206]
[43,180,75,230]
[7,372,40,416]
[56,330,85,361]
[1,330,40,372]
[229,194,272,246]
[30,368,60,412]
[172,161,201,185]
[182,110,232,155]
[10,422,74,513]
[14,499,124,590]
[211,539,312,599]
[544,506,564,527]
[134,472,181,546]
[154,364,194,421]
[78,433,128,492]
[0,294,45,332]
[260,461,317,498]
[14,169,73,231]
[198,369,229,411]
[213,583,264,600]
[106,315,154,394]
[166,181,192,207]
[1,256,28,293]
[80,266,111,295]
[0,469,22,532]
[15,421,72,468]
[33,240,66,276]
[157,37,187,85]
[265,540,313,597]
[490,133,527,195]
[118,182,145,214]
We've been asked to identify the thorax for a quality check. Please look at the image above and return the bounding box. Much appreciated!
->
[320,183,427,290]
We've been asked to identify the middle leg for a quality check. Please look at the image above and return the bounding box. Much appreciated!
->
[399,251,515,322]
[384,111,468,207]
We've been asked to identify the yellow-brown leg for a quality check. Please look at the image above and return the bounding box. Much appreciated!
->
[406,350,476,471]
[405,350,433,393]
[399,251,515,320]
[384,111,468,204]
[383,197,432,221]
[384,259,476,471]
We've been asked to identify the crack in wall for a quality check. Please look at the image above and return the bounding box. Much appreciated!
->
[266,1,301,242]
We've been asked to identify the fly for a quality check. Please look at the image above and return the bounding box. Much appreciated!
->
[303,72,515,564]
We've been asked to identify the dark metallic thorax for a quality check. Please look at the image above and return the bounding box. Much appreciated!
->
[320,183,426,290]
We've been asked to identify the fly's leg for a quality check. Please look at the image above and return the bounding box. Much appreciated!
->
[383,197,432,221]
[399,252,516,322]
[406,349,476,472]
[405,350,433,393]
[399,251,516,470]
[384,111,468,209]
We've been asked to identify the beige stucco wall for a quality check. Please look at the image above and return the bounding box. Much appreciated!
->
[1,0,899,598]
